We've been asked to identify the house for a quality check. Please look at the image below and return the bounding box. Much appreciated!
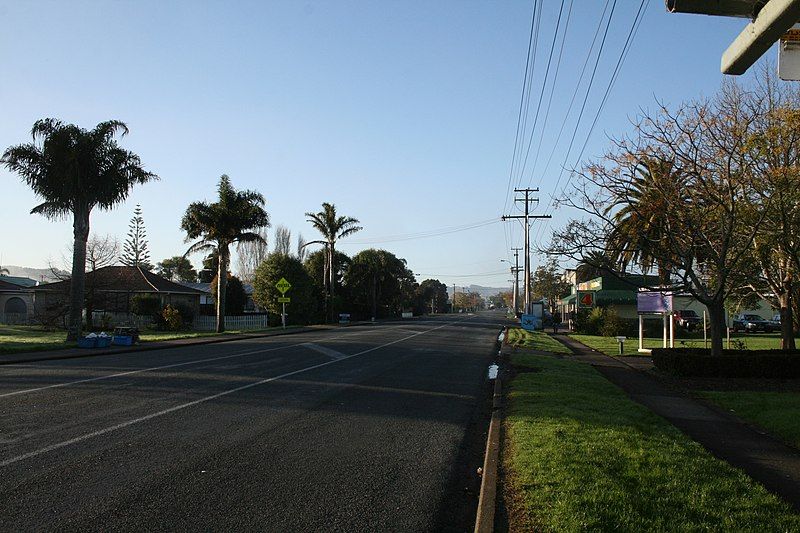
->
[177,281,263,314]
[0,276,37,324]
[33,266,205,325]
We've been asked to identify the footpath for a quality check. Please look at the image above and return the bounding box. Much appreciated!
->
[0,325,337,366]
[553,334,800,512]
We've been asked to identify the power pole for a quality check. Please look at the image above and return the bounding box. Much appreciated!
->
[502,188,551,314]
[511,247,522,315]
[453,283,457,313]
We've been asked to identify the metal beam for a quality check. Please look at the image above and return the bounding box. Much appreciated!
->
[666,0,760,18]
[722,0,800,74]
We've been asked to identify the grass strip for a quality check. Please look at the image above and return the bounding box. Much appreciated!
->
[503,352,800,531]
[506,327,572,355]
[570,333,800,356]
[700,391,800,449]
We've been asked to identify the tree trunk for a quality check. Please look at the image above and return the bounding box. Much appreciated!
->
[67,209,90,341]
[329,241,336,323]
[216,244,229,333]
[706,300,726,356]
[778,290,796,350]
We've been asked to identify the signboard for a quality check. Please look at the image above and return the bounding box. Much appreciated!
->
[275,278,292,294]
[339,313,350,324]
[577,291,595,309]
[637,292,673,314]
[521,314,541,331]
[278,296,291,303]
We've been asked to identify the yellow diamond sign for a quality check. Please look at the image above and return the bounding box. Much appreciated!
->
[276,278,291,294]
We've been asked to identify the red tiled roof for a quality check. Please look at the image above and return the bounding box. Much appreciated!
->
[34,266,206,294]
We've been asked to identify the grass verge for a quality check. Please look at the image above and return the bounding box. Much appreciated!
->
[0,325,305,354]
[571,332,800,356]
[699,391,800,449]
[506,327,572,355]
[503,352,800,530]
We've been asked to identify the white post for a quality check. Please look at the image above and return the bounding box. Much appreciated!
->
[662,313,668,348]
[281,302,286,329]
[669,312,675,348]
[703,310,708,348]
[639,314,644,352]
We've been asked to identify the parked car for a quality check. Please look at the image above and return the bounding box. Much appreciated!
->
[674,309,701,330]
[732,314,776,333]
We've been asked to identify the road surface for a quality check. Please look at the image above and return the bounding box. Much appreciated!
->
[0,313,503,531]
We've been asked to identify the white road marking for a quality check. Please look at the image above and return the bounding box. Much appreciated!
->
[0,320,459,468]
[0,329,383,399]
[302,343,347,360]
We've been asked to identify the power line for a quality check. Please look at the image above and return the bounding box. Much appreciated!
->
[341,218,500,245]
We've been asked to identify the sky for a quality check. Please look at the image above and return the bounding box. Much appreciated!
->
[0,1,767,289]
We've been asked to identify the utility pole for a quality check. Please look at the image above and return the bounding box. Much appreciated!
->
[512,247,521,315]
[502,188,551,314]
[453,283,456,313]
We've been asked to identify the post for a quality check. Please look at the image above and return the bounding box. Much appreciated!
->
[453,283,456,313]
[639,314,644,352]
[703,310,708,348]
[281,302,286,329]
[669,313,675,348]
[662,313,668,348]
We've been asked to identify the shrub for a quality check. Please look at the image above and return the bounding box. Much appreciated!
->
[162,305,183,331]
[652,348,800,378]
[600,307,625,337]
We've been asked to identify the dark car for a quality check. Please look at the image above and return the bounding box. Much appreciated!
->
[674,309,701,330]
[732,314,775,333]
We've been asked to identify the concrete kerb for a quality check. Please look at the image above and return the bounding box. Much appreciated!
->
[474,326,507,533]
[0,321,377,366]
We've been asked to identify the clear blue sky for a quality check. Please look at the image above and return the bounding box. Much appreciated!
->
[0,1,762,288]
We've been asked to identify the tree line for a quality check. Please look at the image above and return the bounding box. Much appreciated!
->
[2,120,452,338]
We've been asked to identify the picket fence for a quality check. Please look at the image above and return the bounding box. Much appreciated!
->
[193,314,269,331]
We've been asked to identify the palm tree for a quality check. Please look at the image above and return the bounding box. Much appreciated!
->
[605,158,684,285]
[181,175,269,333]
[2,119,157,340]
[305,203,362,322]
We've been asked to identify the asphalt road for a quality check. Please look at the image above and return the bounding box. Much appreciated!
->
[0,312,504,532]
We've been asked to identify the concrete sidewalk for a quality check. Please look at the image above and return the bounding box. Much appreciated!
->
[554,334,800,513]
[0,325,334,366]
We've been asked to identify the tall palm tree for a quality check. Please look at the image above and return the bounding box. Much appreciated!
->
[2,119,157,340]
[305,203,362,322]
[181,175,269,333]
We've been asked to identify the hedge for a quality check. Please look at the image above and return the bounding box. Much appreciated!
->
[652,348,800,378]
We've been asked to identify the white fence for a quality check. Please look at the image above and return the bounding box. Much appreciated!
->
[192,314,269,331]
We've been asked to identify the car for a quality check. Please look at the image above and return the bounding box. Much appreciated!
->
[732,313,775,333]
[674,309,701,330]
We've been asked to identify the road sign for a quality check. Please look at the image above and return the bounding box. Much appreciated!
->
[278,296,290,303]
[577,291,595,308]
[276,278,291,294]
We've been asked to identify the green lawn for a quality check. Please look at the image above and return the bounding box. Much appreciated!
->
[505,327,572,355]
[570,332,798,356]
[503,352,800,531]
[700,391,800,449]
[0,325,303,354]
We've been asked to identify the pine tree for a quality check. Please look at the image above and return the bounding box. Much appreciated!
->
[120,204,153,270]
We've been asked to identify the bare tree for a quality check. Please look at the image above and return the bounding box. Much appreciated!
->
[236,226,269,283]
[274,225,291,256]
[297,233,307,262]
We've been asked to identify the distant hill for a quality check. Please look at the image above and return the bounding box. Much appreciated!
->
[3,265,67,283]
[448,284,507,299]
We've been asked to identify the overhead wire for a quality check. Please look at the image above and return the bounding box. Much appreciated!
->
[340,218,500,245]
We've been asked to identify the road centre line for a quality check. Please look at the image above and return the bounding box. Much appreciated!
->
[0,320,458,468]
[0,328,391,400]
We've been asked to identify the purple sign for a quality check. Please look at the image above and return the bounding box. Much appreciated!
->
[637,292,673,313]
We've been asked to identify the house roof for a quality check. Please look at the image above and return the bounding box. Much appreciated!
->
[0,275,38,288]
[35,266,206,294]
[0,278,29,291]
[177,281,254,295]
